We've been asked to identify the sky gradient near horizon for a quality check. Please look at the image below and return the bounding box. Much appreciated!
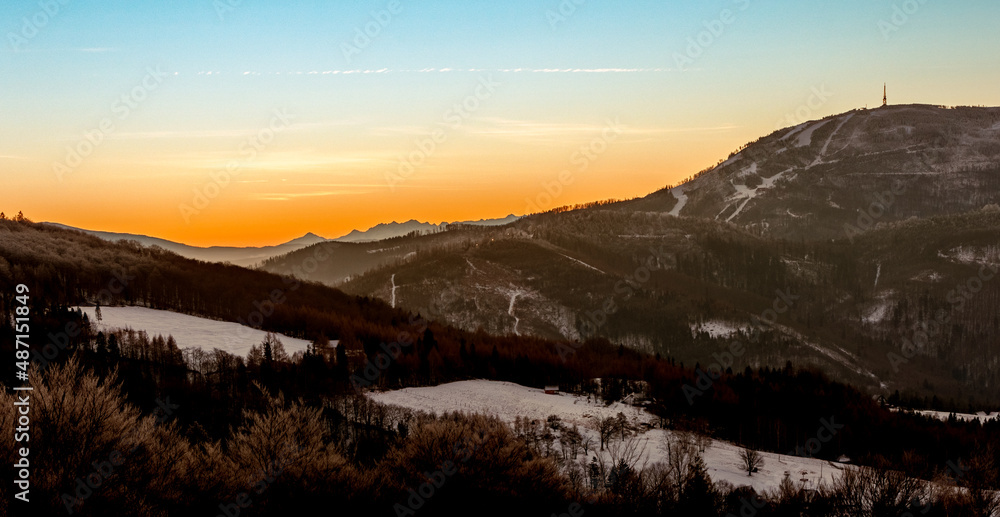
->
[2,0,999,246]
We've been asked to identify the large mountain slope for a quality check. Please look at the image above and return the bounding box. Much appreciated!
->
[262,105,1000,405]
[625,104,1000,239]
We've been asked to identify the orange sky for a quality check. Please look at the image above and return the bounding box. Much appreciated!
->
[4,1,999,247]
[17,125,738,246]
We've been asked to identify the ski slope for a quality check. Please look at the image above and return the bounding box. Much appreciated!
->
[75,306,311,357]
[369,380,846,493]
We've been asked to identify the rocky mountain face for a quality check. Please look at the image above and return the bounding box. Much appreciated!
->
[263,105,1000,404]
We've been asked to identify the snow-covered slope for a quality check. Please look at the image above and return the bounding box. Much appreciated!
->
[369,380,845,493]
[894,408,1000,425]
[624,104,1000,240]
[76,306,311,357]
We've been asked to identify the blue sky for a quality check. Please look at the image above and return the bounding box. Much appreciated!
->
[2,0,999,245]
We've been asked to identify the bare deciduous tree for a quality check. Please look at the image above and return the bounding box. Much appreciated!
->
[740,447,764,476]
[596,416,617,451]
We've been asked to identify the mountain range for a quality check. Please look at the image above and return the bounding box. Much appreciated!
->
[45,214,520,267]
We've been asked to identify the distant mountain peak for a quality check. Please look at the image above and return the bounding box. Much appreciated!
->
[40,223,329,267]
[332,214,522,243]
[285,232,328,246]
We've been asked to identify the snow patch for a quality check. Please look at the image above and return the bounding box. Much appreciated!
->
[691,320,745,339]
[795,120,831,148]
[938,245,1000,268]
[559,253,606,274]
[719,153,743,168]
[810,114,854,167]
[668,186,688,217]
[369,380,846,493]
[780,122,810,141]
[722,168,791,222]
[507,291,524,336]
[863,303,890,325]
[911,270,943,283]
[76,306,311,357]
[891,408,1000,424]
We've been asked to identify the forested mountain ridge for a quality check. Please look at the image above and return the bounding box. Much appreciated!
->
[263,105,1000,407]
[44,222,329,267]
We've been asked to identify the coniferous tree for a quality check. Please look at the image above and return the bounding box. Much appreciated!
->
[335,341,347,368]
[263,335,274,363]
[108,334,120,357]
[677,456,718,515]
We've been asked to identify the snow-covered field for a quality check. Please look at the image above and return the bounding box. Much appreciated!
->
[369,380,846,493]
[75,306,311,357]
[895,407,1000,425]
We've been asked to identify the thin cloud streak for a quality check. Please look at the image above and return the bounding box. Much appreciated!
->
[249,190,374,201]
[2,47,117,54]
[462,118,739,140]
[190,67,677,76]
